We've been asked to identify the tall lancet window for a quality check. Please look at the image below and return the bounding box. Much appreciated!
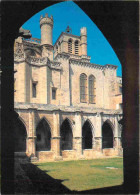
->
[58,41,61,53]
[80,73,87,103]
[89,75,96,103]
[68,39,72,54]
[75,40,79,55]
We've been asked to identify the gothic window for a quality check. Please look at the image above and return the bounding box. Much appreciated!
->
[80,73,87,103]
[89,75,96,103]
[58,41,61,53]
[32,82,37,98]
[68,39,72,54]
[52,88,56,100]
[75,40,79,55]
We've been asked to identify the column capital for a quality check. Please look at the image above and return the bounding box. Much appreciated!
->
[75,110,83,115]
[73,136,82,139]
[96,112,103,117]
[94,136,102,139]
[53,109,61,114]
[51,136,61,139]
[28,108,37,112]
[28,136,37,139]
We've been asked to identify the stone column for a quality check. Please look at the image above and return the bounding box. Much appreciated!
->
[52,110,62,161]
[27,108,37,161]
[114,115,120,149]
[94,112,102,151]
[73,111,83,159]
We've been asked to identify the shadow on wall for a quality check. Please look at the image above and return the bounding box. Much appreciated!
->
[15,155,124,194]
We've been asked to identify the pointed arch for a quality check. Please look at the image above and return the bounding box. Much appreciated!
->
[102,120,114,149]
[36,117,51,151]
[74,40,79,55]
[60,118,73,150]
[82,119,94,149]
[104,119,114,132]
[18,115,27,130]
[36,116,51,130]
[14,117,27,152]
[61,117,73,130]
[89,75,96,104]
[80,73,87,103]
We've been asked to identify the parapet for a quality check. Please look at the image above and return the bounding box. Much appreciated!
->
[104,64,118,70]
[80,27,87,36]
[40,13,53,28]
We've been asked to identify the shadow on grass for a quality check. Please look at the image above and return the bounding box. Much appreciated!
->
[15,155,124,194]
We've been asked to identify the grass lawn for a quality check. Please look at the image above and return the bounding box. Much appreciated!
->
[36,157,123,191]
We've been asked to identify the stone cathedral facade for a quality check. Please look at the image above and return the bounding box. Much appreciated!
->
[14,13,123,162]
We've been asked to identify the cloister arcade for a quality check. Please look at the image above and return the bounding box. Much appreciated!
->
[14,115,118,155]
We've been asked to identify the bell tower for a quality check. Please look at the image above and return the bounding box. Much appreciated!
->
[40,13,54,60]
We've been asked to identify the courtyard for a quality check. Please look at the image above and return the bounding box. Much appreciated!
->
[15,157,123,193]
[36,157,123,191]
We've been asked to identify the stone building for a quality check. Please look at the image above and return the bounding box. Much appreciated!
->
[14,13,123,162]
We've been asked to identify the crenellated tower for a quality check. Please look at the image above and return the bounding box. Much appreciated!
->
[40,13,54,60]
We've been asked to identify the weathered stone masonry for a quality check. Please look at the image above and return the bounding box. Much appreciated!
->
[14,13,123,161]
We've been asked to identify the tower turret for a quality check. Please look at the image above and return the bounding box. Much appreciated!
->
[40,13,54,60]
[80,27,87,56]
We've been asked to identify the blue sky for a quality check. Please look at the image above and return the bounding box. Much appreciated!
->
[22,1,122,76]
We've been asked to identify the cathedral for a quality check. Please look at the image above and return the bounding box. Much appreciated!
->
[14,13,123,162]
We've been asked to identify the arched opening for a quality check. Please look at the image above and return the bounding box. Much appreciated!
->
[36,118,51,151]
[68,38,72,54]
[60,118,73,150]
[89,75,96,104]
[82,120,93,149]
[74,40,79,55]
[14,117,27,152]
[58,41,61,53]
[102,121,113,149]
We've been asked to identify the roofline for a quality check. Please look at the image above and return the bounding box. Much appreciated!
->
[104,64,118,69]
[54,32,80,47]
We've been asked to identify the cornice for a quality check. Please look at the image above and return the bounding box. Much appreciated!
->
[25,56,62,71]
[14,102,123,116]
[69,59,104,70]
[69,59,118,70]
[54,52,70,60]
